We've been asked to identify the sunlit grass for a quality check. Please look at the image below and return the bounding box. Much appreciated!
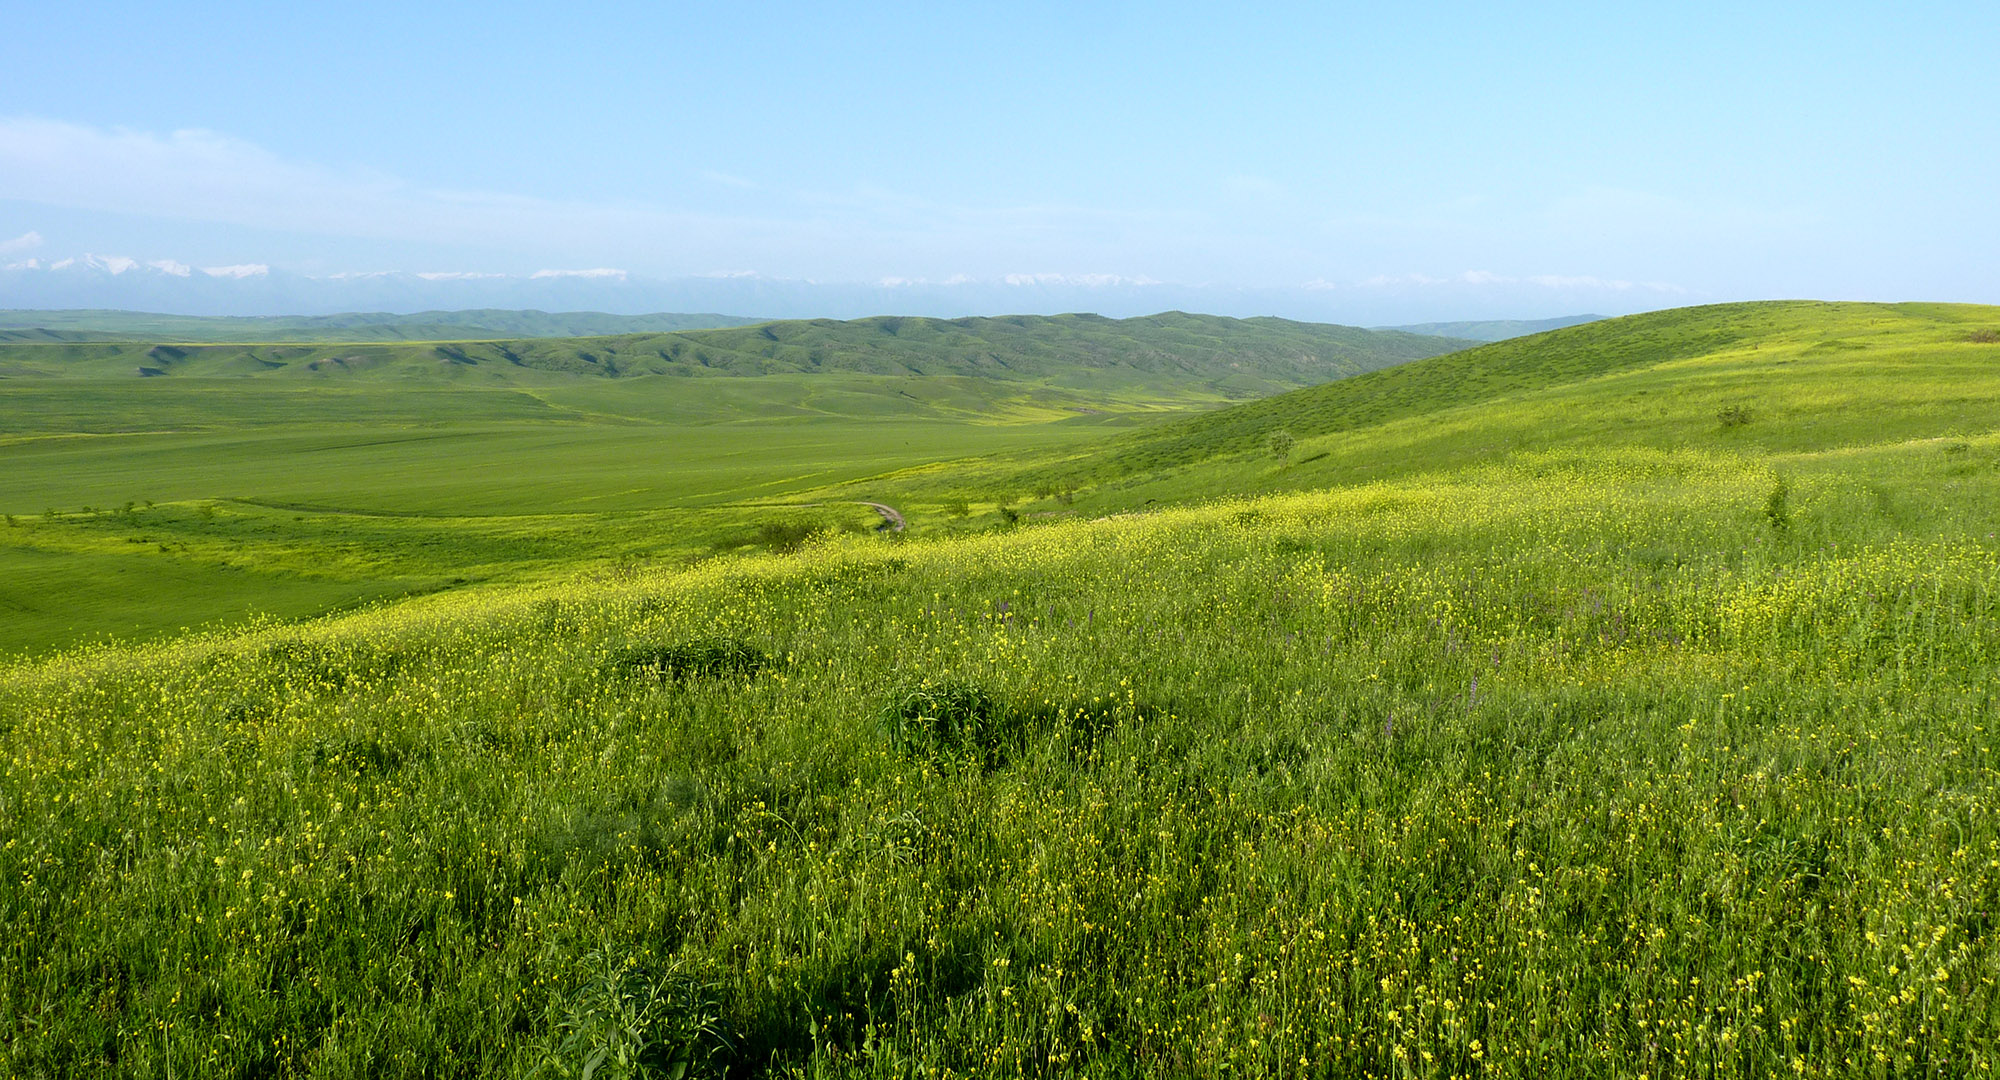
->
[6,432,2000,1076]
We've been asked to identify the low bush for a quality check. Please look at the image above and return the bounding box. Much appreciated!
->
[613,638,767,682]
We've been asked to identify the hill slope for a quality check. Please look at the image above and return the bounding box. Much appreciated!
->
[982,300,2000,502]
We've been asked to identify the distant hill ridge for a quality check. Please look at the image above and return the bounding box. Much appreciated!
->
[0,308,763,342]
[0,311,1475,395]
[1378,314,1603,341]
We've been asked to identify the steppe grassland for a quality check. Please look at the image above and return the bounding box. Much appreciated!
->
[6,431,1999,1077]
[0,372,1182,656]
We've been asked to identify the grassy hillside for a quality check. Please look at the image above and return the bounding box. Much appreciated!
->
[5,301,2000,1076]
[959,301,2000,509]
[0,308,764,341]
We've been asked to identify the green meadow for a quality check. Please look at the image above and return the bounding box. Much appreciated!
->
[4,301,2000,1077]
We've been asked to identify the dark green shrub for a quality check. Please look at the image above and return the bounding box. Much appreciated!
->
[1765,476,1791,532]
[532,948,724,1079]
[1268,428,1296,462]
[614,638,768,682]
[881,680,1011,764]
[882,683,1147,767]
[1717,404,1754,429]
[753,520,819,553]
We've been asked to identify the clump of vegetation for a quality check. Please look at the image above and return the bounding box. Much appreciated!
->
[880,680,1013,765]
[1764,475,1791,531]
[613,637,767,682]
[754,520,822,554]
[1717,403,1755,428]
[1267,427,1296,462]
[1966,328,1999,343]
[533,949,725,1080]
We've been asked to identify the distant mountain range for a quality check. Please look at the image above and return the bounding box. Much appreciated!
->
[0,311,1474,397]
[1378,315,1603,341]
[0,253,1667,326]
[0,308,761,342]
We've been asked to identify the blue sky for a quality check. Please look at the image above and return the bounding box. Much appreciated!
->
[2,1,1996,320]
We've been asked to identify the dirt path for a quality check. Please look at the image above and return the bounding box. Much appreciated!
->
[856,501,906,532]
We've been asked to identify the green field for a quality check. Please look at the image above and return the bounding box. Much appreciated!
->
[0,383,1131,656]
[5,301,2000,1077]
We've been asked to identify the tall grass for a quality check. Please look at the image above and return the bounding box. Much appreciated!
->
[5,441,1999,1076]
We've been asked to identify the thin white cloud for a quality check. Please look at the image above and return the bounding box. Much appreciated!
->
[415,270,506,281]
[1360,273,1447,287]
[0,118,755,262]
[1002,272,1161,288]
[202,264,268,278]
[0,118,1191,286]
[0,230,42,255]
[530,267,627,280]
[148,258,192,277]
[1350,270,1684,294]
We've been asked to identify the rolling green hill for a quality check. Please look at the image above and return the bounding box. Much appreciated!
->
[7,300,2000,1076]
[965,300,2000,507]
[0,308,763,341]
